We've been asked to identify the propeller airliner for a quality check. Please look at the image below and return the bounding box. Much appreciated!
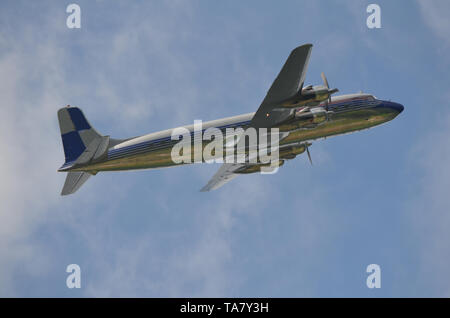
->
[57,44,403,195]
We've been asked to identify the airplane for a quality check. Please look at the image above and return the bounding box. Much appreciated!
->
[57,44,404,195]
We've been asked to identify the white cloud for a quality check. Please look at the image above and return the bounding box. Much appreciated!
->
[418,0,450,46]
[63,176,274,297]
[406,1,450,295]
[0,1,280,297]
[407,108,450,296]
[0,24,66,295]
[0,2,204,295]
[0,1,380,297]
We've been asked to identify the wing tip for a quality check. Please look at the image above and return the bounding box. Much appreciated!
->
[200,185,211,192]
[293,43,313,52]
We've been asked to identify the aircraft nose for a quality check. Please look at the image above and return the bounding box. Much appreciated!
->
[386,101,404,114]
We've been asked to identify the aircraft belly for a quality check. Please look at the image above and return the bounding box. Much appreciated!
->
[76,108,395,173]
[280,108,395,145]
[83,146,182,172]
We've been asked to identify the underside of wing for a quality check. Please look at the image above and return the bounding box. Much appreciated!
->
[251,44,312,128]
[200,133,297,192]
[200,163,243,192]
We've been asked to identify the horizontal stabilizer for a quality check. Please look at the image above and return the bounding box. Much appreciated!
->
[61,172,91,196]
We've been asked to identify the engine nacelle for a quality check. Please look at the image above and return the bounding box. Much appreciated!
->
[301,85,329,103]
[294,107,331,128]
[281,85,338,107]
[279,144,308,160]
[234,160,285,174]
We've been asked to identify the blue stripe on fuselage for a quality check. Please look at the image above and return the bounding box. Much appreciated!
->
[108,120,252,159]
[107,99,380,160]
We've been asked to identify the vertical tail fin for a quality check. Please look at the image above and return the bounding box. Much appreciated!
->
[57,106,108,195]
[58,106,103,166]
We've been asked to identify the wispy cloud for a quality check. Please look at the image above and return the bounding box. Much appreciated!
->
[0,9,66,294]
[0,1,283,297]
[3,0,445,297]
[407,109,450,296]
[417,0,450,46]
[0,1,204,295]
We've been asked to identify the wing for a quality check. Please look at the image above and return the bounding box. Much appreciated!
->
[250,44,312,128]
[201,45,313,192]
[200,163,243,192]
[200,132,294,192]
[201,159,285,192]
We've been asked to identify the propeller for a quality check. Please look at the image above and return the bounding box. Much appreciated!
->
[321,72,339,108]
[305,142,313,165]
[321,72,329,91]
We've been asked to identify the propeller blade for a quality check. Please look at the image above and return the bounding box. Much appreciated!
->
[321,72,337,105]
[306,143,313,165]
[321,72,329,89]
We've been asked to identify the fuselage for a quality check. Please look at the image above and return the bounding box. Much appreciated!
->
[69,93,403,173]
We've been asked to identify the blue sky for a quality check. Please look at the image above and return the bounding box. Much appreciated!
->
[1,0,450,297]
